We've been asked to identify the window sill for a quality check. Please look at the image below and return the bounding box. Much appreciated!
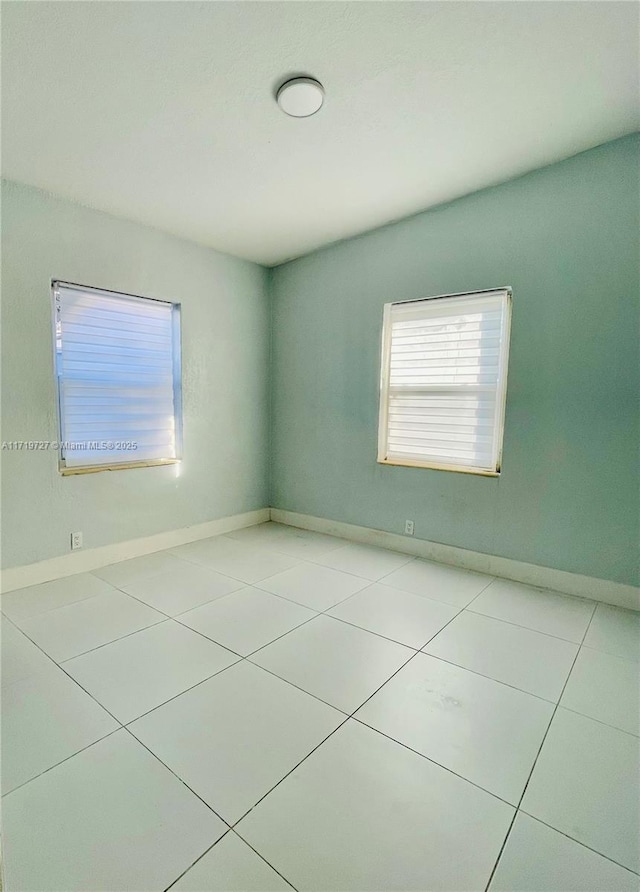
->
[377,457,500,477]
[59,459,180,476]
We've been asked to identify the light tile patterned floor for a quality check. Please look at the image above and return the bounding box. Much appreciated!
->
[1,522,638,891]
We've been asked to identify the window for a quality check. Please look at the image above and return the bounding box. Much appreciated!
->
[53,281,182,474]
[378,288,511,476]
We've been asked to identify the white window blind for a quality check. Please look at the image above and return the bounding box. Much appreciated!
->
[53,281,182,472]
[378,288,511,475]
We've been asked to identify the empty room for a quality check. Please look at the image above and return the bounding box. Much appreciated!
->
[1,2,639,891]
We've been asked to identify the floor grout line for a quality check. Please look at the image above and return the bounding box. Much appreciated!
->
[0,620,129,797]
[481,598,600,892]
[514,810,640,877]
[579,640,640,662]
[517,598,598,796]
[228,639,434,830]
[227,829,300,891]
[414,650,563,705]
[343,600,469,715]
[556,703,640,738]
[103,574,245,621]
[455,573,498,607]
[161,550,304,586]
[228,713,351,829]
[122,723,232,828]
[1,616,126,728]
[228,600,518,843]
[351,716,517,808]
[161,830,233,892]
[1,587,109,623]
[56,615,171,663]
[249,578,369,608]
[172,581,319,621]
[7,590,169,662]
[3,619,346,888]
[5,526,589,641]
[55,571,323,664]
[217,535,417,585]
[1,726,123,799]
[464,606,591,644]
[481,809,519,892]
[8,560,611,700]
[3,546,629,747]
[91,549,239,582]
[229,612,324,660]
[121,657,244,727]
[316,610,432,651]
[241,657,352,718]
[3,529,637,890]
[161,826,301,892]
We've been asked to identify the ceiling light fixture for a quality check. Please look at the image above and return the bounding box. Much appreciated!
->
[276,77,324,118]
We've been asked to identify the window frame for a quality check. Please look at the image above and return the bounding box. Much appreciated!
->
[51,280,183,476]
[377,287,512,477]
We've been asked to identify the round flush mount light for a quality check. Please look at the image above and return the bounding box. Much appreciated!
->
[276,77,324,118]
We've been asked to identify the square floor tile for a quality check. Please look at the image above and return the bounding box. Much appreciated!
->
[583,604,640,662]
[1,573,116,623]
[257,563,369,612]
[92,550,189,589]
[489,812,640,892]
[561,646,640,736]
[381,560,493,608]
[327,582,459,649]
[64,621,238,724]
[172,537,300,583]
[2,730,225,892]
[116,562,244,616]
[424,611,578,701]
[1,619,53,687]
[15,591,164,662]
[223,522,299,548]
[226,523,344,560]
[237,719,514,892]
[522,708,640,872]
[130,661,343,824]
[225,522,292,547]
[177,587,316,656]
[312,543,414,581]
[171,832,292,891]
[251,615,413,713]
[469,579,595,642]
[356,652,553,803]
[2,665,118,793]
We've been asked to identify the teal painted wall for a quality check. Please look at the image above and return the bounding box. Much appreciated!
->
[1,181,270,568]
[270,135,640,586]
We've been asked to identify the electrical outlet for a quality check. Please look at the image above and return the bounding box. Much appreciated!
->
[404,519,415,536]
[70,531,83,551]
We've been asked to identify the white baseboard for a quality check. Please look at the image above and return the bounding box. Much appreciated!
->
[3,505,637,612]
[271,509,640,612]
[0,508,270,593]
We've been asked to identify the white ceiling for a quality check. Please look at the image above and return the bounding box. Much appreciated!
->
[2,2,638,266]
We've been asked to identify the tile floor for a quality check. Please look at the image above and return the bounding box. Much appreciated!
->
[1,521,638,892]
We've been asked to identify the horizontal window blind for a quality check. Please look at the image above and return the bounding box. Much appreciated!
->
[378,289,511,474]
[53,282,181,470]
